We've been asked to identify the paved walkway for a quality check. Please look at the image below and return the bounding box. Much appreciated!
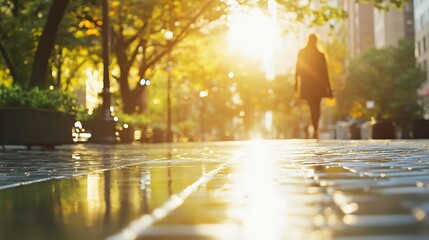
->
[1,140,429,240]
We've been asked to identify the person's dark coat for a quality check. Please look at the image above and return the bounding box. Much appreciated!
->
[295,46,331,100]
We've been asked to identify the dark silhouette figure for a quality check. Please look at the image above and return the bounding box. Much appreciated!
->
[295,33,332,139]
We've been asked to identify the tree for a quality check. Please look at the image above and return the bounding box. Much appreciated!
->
[0,0,98,88]
[30,0,70,87]
[0,0,411,92]
[106,0,228,114]
[0,0,50,85]
[323,26,348,121]
[170,31,236,140]
[50,1,101,90]
[341,40,425,123]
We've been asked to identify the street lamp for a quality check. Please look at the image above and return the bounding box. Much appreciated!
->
[199,90,209,141]
[164,30,173,143]
[92,0,116,143]
[101,0,112,120]
[166,59,173,143]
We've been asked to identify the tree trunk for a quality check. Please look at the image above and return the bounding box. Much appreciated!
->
[114,31,146,114]
[118,75,148,114]
[122,95,137,114]
[55,46,64,88]
[30,0,70,88]
[117,69,135,114]
[0,41,18,83]
[12,0,20,17]
[120,79,148,114]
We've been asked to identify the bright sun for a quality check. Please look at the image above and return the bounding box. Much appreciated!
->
[227,3,300,79]
[228,8,281,58]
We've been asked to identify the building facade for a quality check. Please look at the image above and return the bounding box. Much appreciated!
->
[374,1,414,48]
[343,0,375,58]
[344,0,414,55]
[414,0,429,115]
[415,0,429,83]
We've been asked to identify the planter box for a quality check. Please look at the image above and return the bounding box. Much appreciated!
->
[119,126,135,143]
[372,120,396,139]
[0,108,75,147]
[413,119,429,139]
[361,120,397,139]
[334,121,362,140]
[81,119,117,143]
[335,121,350,139]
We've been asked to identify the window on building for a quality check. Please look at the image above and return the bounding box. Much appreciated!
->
[424,37,427,53]
[424,60,427,72]
[418,41,422,57]
[404,3,410,12]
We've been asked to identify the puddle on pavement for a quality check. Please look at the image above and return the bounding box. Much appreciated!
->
[0,158,221,240]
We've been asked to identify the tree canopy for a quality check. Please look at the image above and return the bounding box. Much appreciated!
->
[340,40,425,121]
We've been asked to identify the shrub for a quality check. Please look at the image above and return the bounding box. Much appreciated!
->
[116,112,151,128]
[0,85,76,113]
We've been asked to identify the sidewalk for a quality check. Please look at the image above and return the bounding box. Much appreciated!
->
[1,140,429,240]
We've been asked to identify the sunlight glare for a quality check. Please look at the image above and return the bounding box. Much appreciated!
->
[86,174,103,226]
[228,8,281,59]
[227,1,300,79]
[235,140,285,240]
[85,69,103,115]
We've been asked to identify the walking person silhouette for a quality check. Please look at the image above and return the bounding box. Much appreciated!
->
[295,33,333,139]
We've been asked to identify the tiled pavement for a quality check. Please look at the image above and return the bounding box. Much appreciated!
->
[2,140,429,240]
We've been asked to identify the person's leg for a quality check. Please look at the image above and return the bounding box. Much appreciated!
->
[307,98,321,139]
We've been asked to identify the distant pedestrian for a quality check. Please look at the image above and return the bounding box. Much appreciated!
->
[295,33,332,139]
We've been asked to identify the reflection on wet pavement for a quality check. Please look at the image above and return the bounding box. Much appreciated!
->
[2,140,429,239]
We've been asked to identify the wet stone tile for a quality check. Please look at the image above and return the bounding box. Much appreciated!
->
[372,186,429,195]
[3,140,429,239]
[375,176,429,186]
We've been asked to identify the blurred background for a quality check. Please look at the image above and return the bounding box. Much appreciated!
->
[0,0,426,143]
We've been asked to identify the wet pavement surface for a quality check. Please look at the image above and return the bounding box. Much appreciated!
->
[1,140,429,240]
